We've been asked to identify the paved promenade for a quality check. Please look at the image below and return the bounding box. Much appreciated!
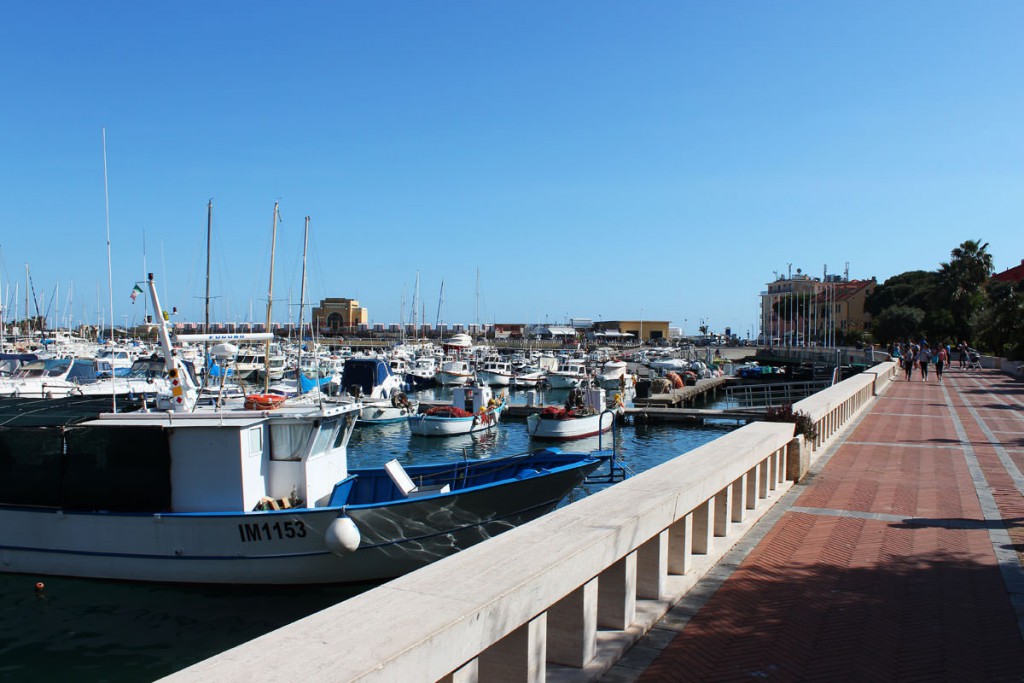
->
[611,367,1024,682]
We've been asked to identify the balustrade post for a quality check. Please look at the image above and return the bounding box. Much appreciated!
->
[714,486,731,537]
[667,512,693,575]
[746,464,759,510]
[637,530,667,599]
[440,659,479,683]
[759,458,769,499]
[731,473,746,522]
[691,500,712,555]
[548,579,597,668]
[598,552,637,630]
[479,614,547,683]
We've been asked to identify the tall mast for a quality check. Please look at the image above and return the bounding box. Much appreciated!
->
[264,202,279,394]
[204,200,213,374]
[297,215,310,391]
[102,127,114,345]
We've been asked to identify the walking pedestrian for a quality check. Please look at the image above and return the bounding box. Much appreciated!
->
[936,345,948,382]
[919,346,932,381]
[958,342,968,369]
[903,346,915,381]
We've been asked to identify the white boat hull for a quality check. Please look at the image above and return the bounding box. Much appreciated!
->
[358,400,417,425]
[526,411,615,440]
[545,374,588,390]
[435,371,474,386]
[0,452,598,585]
[476,370,512,387]
[408,406,503,437]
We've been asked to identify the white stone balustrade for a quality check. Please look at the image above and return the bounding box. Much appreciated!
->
[163,364,895,683]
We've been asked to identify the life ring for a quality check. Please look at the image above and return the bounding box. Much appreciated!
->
[244,394,287,410]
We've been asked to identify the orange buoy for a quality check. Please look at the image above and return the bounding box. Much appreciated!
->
[244,394,287,411]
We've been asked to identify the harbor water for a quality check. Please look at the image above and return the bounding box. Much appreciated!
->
[0,387,735,682]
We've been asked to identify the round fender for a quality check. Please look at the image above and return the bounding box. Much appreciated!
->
[325,516,361,555]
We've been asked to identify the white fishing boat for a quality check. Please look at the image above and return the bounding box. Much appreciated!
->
[475,358,514,386]
[434,357,474,386]
[526,387,622,441]
[0,275,605,585]
[545,358,591,389]
[406,355,438,390]
[511,365,547,388]
[407,383,506,437]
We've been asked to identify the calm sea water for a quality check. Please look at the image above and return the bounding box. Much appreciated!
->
[0,387,734,682]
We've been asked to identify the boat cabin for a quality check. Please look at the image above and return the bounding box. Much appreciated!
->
[451,383,496,414]
[0,402,359,514]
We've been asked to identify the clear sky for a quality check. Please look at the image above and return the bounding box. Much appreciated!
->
[1,2,1022,339]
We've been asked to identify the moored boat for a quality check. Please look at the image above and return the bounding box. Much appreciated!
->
[526,387,621,441]
[407,383,506,437]
[0,275,601,585]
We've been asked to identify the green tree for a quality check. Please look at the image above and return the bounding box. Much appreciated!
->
[873,306,925,344]
[938,239,994,342]
[865,271,940,316]
[976,280,1024,359]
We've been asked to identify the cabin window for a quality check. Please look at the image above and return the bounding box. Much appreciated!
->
[310,417,341,456]
[269,424,309,461]
[248,427,263,458]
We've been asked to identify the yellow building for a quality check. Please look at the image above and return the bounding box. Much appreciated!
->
[312,298,368,334]
[593,320,670,342]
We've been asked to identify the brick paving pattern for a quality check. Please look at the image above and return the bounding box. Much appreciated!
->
[636,369,1024,682]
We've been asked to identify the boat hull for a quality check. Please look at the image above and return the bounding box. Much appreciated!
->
[526,412,615,440]
[545,374,588,390]
[475,371,512,387]
[407,405,503,437]
[0,453,601,585]
[435,371,474,386]
[357,400,417,425]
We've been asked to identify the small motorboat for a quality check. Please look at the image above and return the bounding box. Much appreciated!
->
[407,382,506,437]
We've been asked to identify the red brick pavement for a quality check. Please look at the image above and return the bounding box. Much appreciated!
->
[637,369,1024,682]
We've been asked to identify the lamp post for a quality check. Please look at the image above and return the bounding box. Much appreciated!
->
[640,307,644,346]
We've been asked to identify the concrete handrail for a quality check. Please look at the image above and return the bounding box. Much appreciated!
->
[166,366,896,683]
[794,361,896,452]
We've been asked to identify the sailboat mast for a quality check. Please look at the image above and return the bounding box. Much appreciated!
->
[264,202,279,394]
[204,200,213,375]
[297,215,310,390]
[102,127,114,345]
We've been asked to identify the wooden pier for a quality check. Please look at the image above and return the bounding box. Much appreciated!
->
[632,375,732,408]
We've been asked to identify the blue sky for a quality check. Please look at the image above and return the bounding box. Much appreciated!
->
[1,2,1022,338]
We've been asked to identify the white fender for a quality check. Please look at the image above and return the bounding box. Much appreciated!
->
[325,516,361,555]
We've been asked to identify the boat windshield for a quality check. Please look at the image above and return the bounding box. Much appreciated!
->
[128,358,167,379]
[16,359,72,378]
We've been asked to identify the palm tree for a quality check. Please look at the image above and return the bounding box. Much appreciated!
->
[939,239,994,341]
[940,239,993,301]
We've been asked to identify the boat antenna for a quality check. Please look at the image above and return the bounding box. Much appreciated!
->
[264,202,279,395]
[298,215,310,398]
[101,127,117,413]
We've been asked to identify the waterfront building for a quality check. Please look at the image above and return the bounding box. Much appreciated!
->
[312,298,368,335]
[760,268,875,347]
[592,319,671,342]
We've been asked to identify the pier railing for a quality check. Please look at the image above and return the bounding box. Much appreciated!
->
[165,363,897,683]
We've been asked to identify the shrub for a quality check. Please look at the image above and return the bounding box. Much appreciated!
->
[764,403,819,441]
